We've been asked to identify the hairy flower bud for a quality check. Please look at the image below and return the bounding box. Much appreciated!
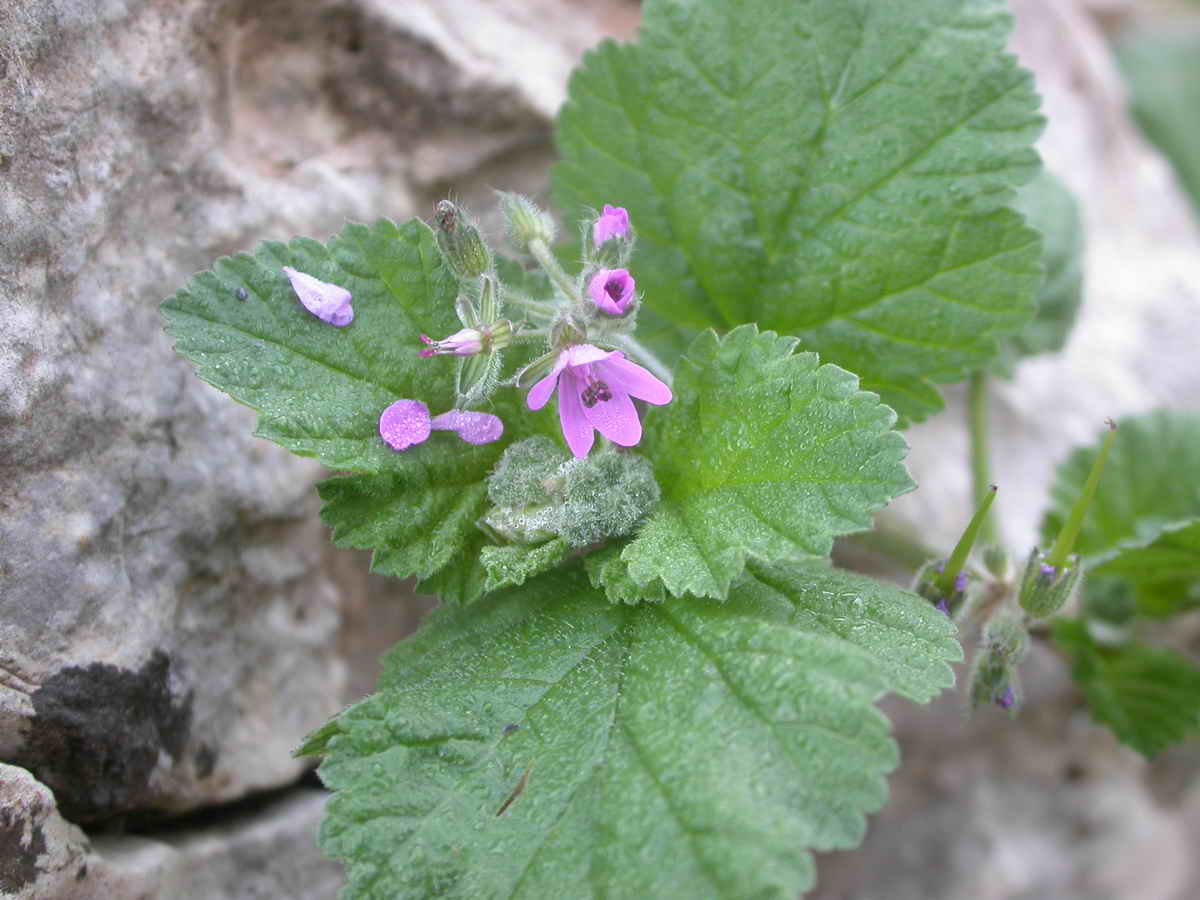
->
[434,200,492,279]
[1017,547,1082,619]
[969,612,1029,712]
[488,436,567,509]
[499,192,556,251]
[556,451,660,547]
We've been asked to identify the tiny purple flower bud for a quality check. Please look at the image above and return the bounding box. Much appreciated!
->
[587,268,636,317]
[996,686,1015,709]
[592,204,631,247]
[430,409,504,445]
[954,571,969,594]
[936,596,950,616]
[419,327,485,358]
[379,399,432,451]
[1040,562,1057,580]
[282,266,354,327]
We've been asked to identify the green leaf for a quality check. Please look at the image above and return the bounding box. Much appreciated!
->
[1041,410,1200,617]
[1117,28,1200,218]
[585,544,668,605]
[554,0,1044,421]
[622,325,913,600]
[481,540,571,593]
[164,218,552,604]
[163,219,464,473]
[1053,618,1200,756]
[993,170,1084,372]
[312,560,960,899]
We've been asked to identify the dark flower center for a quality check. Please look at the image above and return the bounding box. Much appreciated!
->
[604,279,624,301]
[581,379,613,408]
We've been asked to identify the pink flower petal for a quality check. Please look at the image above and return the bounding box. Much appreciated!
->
[283,266,354,327]
[580,386,642,447]
[563,344,615,367]
[379,399,431,451]
[599,356,673,405]
[527,370,561,411]
[430,410,504,445]
[557,370,595,458]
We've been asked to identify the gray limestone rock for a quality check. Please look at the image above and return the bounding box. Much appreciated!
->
[0,0,624,824]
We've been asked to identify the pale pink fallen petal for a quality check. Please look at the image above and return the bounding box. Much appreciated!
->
[378,399,431,451]
[580,387,642,447]
[557,370,595,458]
[600,356,673,405]
[430,410,504,445]
[283,266,354,327]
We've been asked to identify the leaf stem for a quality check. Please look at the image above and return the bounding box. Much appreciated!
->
[967,371,998,546]
[528,238,580,303]
[1047,419,1118,569]
[611,334,673,386]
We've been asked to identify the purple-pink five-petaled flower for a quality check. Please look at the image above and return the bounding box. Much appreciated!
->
[587,268,636,317]
[592,204,631,247]
[527,345,671,458]
[378,399,503,451]
[283,266,354,327]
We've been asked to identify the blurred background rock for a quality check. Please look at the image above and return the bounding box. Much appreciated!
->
[0,0,1196,897]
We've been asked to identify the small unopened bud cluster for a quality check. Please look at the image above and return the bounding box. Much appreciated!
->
[969,612,1029,713]
[482,436,660,548]
[1017,547,1082,619]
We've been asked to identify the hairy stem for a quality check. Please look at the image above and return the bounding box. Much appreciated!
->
[528,238,580,303]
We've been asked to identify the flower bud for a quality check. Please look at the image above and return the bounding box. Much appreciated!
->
[434,200,492,279]
[1017,547,1082,619]
[592,204,631,248]
[587,268,636,317]
[556,451,660,547]
[499,192,556,251]
[969,612,1029,712]
[914,558,969,616]
[488,436,568,509]
[983,544,1009,579]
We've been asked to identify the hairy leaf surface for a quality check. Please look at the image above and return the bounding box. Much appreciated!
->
[622,326,913,600]
[164,219,546,602]
[308,561,960,899]
[554,0,1045,420]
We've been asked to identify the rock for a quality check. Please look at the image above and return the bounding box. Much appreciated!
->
[0,764,90,899]
[0,0,629,822]
[1,762,340,900]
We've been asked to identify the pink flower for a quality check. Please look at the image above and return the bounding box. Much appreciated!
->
[282,266,354,327]
[592,204,631,247]
[526,345,671,457]
[419,328,483,357]
[378,400,503,451]
[587,268,636,317]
